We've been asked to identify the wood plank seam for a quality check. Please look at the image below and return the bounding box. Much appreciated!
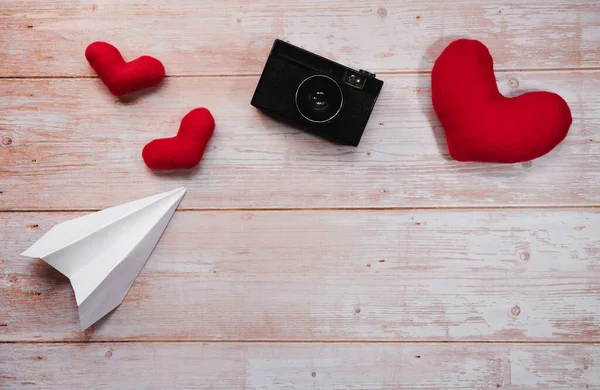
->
[2,67,600,80]
[3,340,600,345]
[3,205,600,213]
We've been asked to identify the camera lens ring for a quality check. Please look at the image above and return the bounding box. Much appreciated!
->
[295,74,344,124]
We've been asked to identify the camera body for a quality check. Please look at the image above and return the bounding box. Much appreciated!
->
[251,40,384,146]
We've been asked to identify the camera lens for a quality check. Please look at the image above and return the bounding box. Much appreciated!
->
[295,75,343,124]
[310,91,329,111]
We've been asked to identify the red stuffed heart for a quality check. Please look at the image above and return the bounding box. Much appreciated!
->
[142,108,215,170]
[431,39,572,163]
[85,41,165,97]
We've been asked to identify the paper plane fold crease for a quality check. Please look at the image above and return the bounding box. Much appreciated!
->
[21,187,186,330]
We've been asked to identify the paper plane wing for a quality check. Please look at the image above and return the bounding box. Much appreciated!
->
[21,187,186,330]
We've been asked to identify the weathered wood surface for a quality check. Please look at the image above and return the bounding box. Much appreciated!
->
[1,0,599,77]
[2,209,598,342]
[1,71,598,210]
[1,342,598,389]
[2,0,599,387]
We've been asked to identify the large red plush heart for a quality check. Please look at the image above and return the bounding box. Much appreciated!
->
[142,108,215,170]
[431,39,572,163]
[85,41,165,97]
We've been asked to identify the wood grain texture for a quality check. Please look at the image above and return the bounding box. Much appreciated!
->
[1,342,598,389]
[2,0,599,386]
[1,0,599,77]
[1,71,598,210]
[2,209,598,341]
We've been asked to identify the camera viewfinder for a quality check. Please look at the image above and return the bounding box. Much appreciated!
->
[344,70,367,90]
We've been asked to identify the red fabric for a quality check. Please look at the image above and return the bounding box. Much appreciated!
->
[85,42,165,97]
[431,39,572,163]
[143,108,215,170]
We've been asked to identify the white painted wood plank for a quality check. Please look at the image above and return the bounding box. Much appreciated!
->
[2,209,598,341]
[1,0,599,77]
[0,342,598,389]
[1,71,598,210]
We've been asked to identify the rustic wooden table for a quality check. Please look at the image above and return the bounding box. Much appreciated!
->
[1,0,599,388]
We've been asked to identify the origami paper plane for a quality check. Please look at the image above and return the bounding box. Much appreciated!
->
[21,187,186,330]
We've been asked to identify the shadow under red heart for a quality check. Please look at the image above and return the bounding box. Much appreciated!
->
[431,39,572,163]
[143,108,215,170]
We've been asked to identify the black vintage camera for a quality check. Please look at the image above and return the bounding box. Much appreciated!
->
[251,40,384,146]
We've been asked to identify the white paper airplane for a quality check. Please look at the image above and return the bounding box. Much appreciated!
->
[21,187,186,330]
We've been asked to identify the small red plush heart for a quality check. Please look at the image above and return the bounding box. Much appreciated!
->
[85,41,165,97]
[142,108,215,170]
[431,39,572,163]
